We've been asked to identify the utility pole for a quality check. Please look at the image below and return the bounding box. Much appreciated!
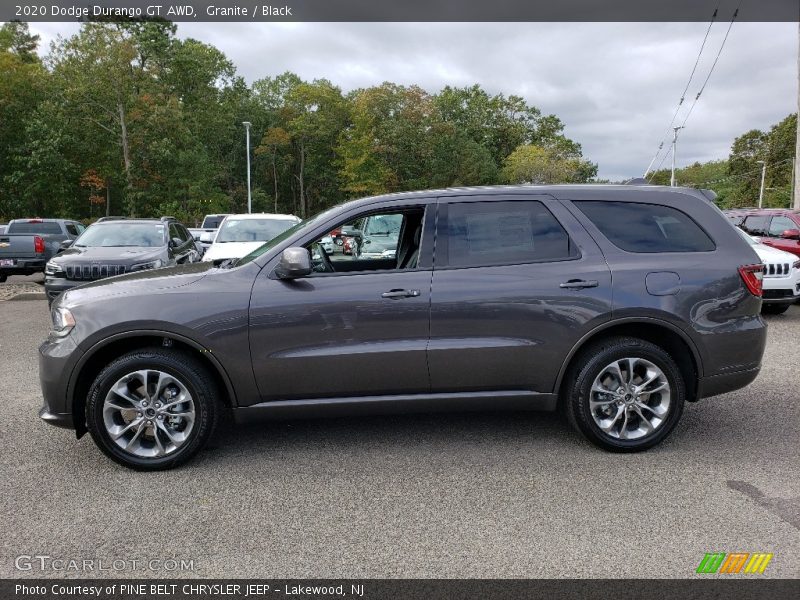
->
[794,20,800,209]
[670,126,684,187]
[243,121,252,214]
[757,160,767,208]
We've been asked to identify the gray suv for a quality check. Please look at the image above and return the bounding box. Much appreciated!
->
[39,185,767,470]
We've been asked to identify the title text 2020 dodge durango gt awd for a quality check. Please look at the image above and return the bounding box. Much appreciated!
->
[39,185,767,470]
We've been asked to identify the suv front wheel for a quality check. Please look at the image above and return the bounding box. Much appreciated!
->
[85,349,220,470]
[565,337,686,452]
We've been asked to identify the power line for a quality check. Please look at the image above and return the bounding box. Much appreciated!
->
[677,5,739,131]
[643,5,719,178]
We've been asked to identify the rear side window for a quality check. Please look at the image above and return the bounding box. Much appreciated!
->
[741,215,769,236]
[8,221,62,234]
[65,223,79,236]
[575,201,715,253]
[445,200,576,268]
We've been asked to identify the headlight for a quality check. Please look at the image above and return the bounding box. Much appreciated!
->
[50,306,75,337]
[130,259,164,272]
[45,262,63,276]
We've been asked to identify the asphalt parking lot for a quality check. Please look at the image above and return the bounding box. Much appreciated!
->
[1,291,798,579]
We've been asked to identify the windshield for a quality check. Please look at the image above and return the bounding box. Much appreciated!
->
[74,223,165,247]
[364,214,402,236]
[216,218,298,243]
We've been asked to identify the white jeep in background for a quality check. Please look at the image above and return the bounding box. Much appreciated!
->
[737,227,800,314]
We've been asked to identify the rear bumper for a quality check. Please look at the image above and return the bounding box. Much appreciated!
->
[0,258,45,275]
[697,366,761,399]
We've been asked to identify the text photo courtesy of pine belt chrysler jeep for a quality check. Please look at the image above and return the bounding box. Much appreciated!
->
[38,185,767,470]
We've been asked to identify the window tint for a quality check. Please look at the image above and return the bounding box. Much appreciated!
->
[575,201,715,253]
[768,216,796,236]
[741,215,769,236]
[445,201,575,267]
[8,221,62,234]
[65,223,79,236]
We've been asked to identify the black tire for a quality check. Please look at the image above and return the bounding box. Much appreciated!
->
[762,303,790,315]
[564,336,685,452]
[0,275,6,283]
[85,348,220,470]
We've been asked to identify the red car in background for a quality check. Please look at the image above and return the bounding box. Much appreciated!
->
[725,208,800,257]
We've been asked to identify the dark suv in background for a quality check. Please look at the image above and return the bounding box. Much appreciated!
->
[44,217,200,304]
[39,185,766,470]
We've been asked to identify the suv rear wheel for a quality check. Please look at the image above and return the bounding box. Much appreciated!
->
[565,337,685,452]
[85,349,220,470]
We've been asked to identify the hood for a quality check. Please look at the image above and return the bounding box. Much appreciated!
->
[202,241,264,262]
[752,243,797,263]
[51,245,164,264]
[60,261,214,306]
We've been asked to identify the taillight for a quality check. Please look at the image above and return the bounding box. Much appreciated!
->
[27,218,43,223]
[33,236,45,254]
[738,264,764,297]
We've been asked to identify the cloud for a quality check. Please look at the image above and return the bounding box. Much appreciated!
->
[30,21,797,181]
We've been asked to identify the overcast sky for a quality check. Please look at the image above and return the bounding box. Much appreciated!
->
[30,21,798,182]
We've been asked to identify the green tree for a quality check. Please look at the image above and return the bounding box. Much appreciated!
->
[502,144,597,184]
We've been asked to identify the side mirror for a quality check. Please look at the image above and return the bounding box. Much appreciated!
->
[780,229,800,240]
[275,247,312,279]
[58,240,73,252]
[169,237,183,248]
[199,231,214,244]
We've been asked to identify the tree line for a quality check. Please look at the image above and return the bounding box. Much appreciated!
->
[0,20,597,225]
[649,113,797,208]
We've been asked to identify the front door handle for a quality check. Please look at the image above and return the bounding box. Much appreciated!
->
[381,289,420,299]
[559,279,599,289]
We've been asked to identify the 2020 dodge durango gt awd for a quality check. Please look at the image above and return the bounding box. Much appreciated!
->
[39,185,767,470]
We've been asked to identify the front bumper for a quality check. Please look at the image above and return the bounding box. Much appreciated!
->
[43,277,83,303]
[38,333,82,431]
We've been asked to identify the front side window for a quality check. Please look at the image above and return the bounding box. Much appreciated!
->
[305,208,426,274]
[575,201,715,253]
[444,200,576,268]
[768,216,796,237]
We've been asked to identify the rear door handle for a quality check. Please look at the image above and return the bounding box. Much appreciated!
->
[381,289,420,299]
[559,279,599,289]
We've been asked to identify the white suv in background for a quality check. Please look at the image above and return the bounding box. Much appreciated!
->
[737,227,800,314]
[202,213,301,263]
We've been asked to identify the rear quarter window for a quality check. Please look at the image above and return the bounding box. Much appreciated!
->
[574,201,715,253]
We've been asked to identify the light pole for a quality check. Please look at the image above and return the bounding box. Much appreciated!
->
[243,121,252,214]
[670,126,684,187]
[757,160,767,208]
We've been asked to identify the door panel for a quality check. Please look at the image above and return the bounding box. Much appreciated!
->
[428,196,612,394]
[249,269,432,401]
[248,202,436,404]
